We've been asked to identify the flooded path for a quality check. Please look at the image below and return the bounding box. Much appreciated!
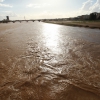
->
[0,22,100,100]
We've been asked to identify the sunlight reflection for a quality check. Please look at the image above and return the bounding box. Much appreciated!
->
[42,24,61,53]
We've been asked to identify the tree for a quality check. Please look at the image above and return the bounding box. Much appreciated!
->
[90,13,97,20]
[98,16,100,20]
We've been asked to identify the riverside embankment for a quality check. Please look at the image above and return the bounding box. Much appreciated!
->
[44,21,100,29]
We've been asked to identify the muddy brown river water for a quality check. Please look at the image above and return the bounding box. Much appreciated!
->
[0,22,100,100]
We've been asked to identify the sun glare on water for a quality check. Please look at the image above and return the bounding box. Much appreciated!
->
[42,24,61,53]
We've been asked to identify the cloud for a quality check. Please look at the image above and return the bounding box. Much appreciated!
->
[27,3,50,8]
[0,11,24,20]
[0,0,13,7]
[27,11,68,19]
[26,0,100,19]
[0,0,4,2]
[80,0,100,13]
[0,11,15,16]
[89,0,100,12]
[27,4,33,7]
[27,4,41,8]
[81,0,93,11]
[0,3,13,7]
[72,0,100,17]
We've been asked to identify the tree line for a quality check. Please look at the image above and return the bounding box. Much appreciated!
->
[90,13,100,20]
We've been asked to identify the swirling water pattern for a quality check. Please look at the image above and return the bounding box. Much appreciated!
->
[0,22,100,100]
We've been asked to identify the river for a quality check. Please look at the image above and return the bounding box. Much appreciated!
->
[0,21,100,100]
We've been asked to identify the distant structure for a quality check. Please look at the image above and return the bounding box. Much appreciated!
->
[6,16,9,21]
[24,16,26,20]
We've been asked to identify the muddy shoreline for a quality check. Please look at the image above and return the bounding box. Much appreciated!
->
[43,21,100,29]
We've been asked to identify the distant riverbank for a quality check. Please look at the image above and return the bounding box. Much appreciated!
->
[44,21,100,29]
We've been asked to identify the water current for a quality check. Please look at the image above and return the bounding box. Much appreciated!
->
[0,22,100,100]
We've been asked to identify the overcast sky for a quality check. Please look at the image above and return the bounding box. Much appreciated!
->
[0,0,100,20]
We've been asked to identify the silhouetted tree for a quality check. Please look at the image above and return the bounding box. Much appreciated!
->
[90,13,97,20]
[98,16,100,20]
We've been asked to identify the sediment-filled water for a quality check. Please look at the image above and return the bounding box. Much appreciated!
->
[0,22,100,100]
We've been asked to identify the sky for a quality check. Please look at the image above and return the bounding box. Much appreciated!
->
[0,0,100,20]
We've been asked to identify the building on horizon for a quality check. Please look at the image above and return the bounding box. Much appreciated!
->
[6,16,9,21]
